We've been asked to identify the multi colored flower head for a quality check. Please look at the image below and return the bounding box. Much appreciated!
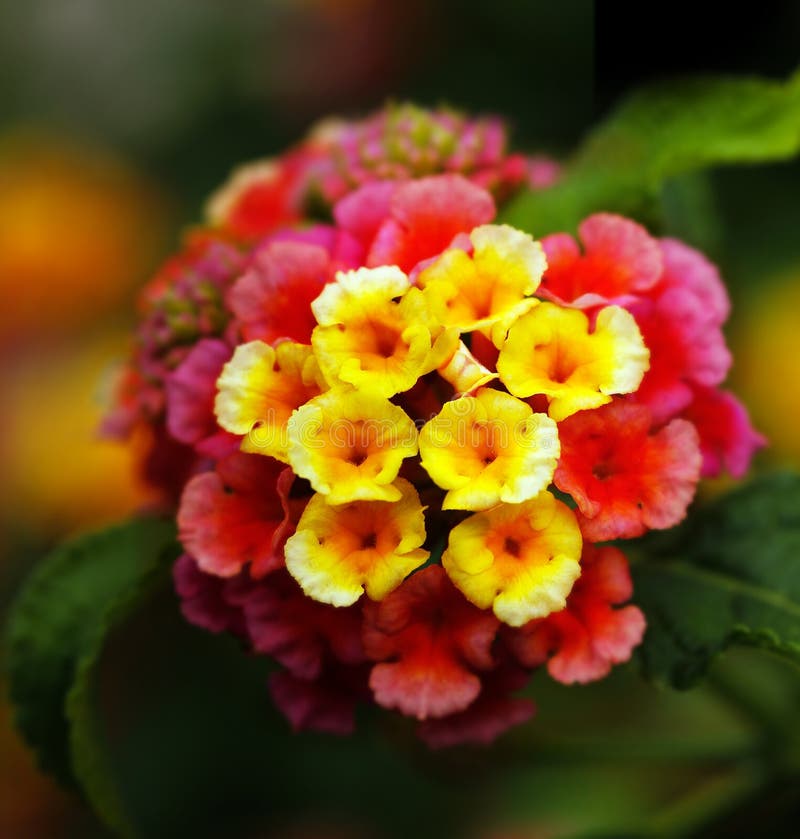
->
[108,103,763,747]
[205,103,551,245]
[307,103,533,204]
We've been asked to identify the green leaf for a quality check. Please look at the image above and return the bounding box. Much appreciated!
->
[500,70,800,234]
[633,472,800,689]
[5,516,178,833]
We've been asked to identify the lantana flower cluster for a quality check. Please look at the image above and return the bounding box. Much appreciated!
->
[108,104,764,746]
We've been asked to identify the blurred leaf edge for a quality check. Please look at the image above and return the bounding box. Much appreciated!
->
[4,515,179,836]
[500,67,800,234]
[633,471,800,689]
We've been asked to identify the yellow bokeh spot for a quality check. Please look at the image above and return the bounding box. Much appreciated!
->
[1,331,157,535]
[733,274,800,465]
[284,478,429,606]
[311,265,457,398]
[286,387,418,504]
[419,388,559,511]
[215,340,326,462]
[442,492,583,626]
[418,224,544,336]
[496,302,649,421]
[0,132,167,338]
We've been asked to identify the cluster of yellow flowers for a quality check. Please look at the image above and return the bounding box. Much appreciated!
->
[215,224,649,627]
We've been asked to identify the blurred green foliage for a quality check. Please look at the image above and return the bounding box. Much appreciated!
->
[11,535,799,838]
[634,473,800,687]
[501,71,800,235]
[5,518,177,789]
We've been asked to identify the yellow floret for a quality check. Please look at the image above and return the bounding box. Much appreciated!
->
[418,224,544,337]
[214,340,326,462]
[286,387,418,504]
[311,265,457,398]
[496,302,649,421]
[419,388,559,511]
[284,478,429,607]
[442,492,583,626]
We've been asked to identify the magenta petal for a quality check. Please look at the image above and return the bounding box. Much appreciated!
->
[269,666,367,735]
[333,180,398,244]
[165,338,231,448]
[418,692,535,748]
[683,386,767,478]
[173,553,248,636]
[659,238,731,325]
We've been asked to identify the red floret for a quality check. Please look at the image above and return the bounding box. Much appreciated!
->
[363,565,500,720]
[177,452,297,578]
[554,401,702,541]
[507,544,646,684]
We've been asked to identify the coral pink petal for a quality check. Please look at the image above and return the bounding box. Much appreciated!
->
[635,418,703,532]
[579,544,634,604]
[583,602,647,665]
[555,403,701,542]
[578,213,663,292]
[546,610,611,684]
[542,232,580,271]
[507,545,646,685]
[227,241,332,344]
[541,213,662,304]
[177,453,288,578]
[368,175,496,273]
[369,657,482,721]
[363,565,500,720]
[219,150,310,241]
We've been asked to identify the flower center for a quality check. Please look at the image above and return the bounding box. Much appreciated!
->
[348,448,369,466]
[549,350,577,384]
[592,461,613,480]
[370,319,402,359]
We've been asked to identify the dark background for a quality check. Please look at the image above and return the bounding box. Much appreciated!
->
[595,2,800,112]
